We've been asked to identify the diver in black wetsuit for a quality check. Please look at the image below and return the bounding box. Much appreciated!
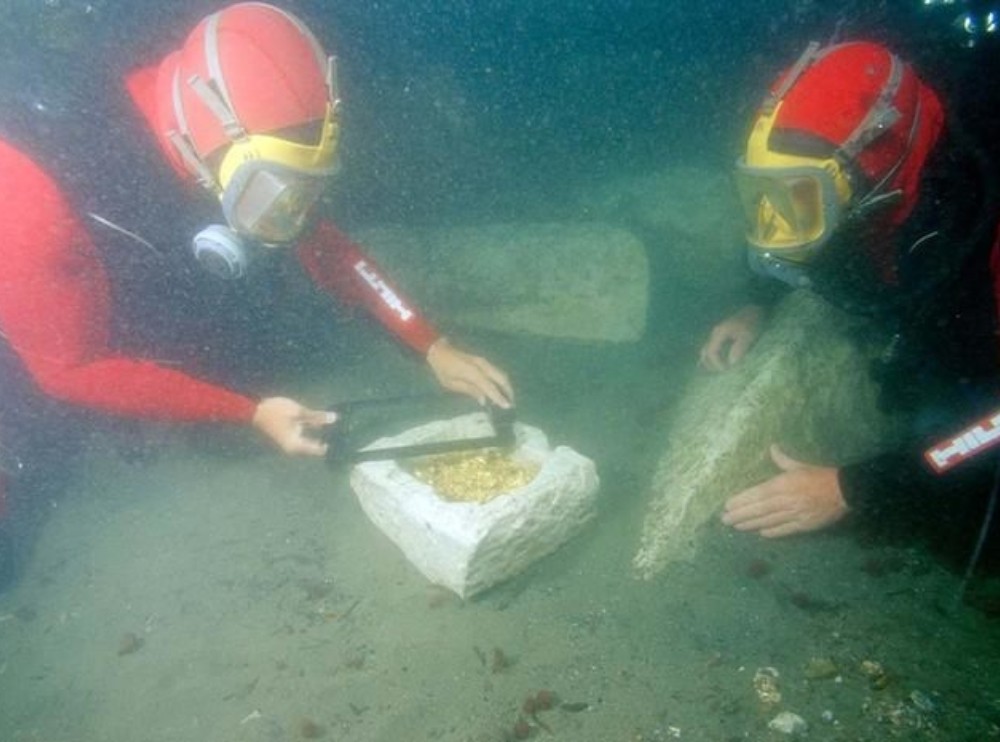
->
[697,39,1000,553]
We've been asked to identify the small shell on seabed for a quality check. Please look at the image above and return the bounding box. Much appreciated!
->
[117,632,143,656]
[860,659,891,690]
[859,659,884,676]
[909,690,937,713]
[768,711,809,736]
[753,667,782,707]
[804,656,839,680]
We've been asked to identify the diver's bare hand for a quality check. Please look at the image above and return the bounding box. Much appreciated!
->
[699,304,765,371]
[252,397,336,456]
[721,445,848,537]
[426,337,514,409]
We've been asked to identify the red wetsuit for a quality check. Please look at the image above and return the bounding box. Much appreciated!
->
[0,138,438,424]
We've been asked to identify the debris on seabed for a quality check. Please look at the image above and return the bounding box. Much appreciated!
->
[753,667,782,707]
[768,710,809,736]
[240,709,262,725]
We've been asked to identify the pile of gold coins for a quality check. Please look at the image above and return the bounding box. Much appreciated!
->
[407,448,540,503]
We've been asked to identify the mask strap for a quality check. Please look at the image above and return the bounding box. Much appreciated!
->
[326,56,341,114]
[852,95,923,213]
[167,67,221,190]
[202,12,237,124]
[836,53,904,163]
[174,9,247,154]
[171,13,250,195]
[186,75,247,142]
[761,41,821,115]
[198,11,251,142]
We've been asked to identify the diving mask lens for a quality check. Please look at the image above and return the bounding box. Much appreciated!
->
[734,164,837,253]
[226,166,326,244]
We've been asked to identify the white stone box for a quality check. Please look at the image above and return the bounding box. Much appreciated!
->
[350,413,599,598]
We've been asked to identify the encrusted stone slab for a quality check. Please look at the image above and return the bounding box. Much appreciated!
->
[633,291,904,578]
[355,223,648,342]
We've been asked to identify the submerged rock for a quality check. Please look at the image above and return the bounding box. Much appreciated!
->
[633,291,904,578]
[575,166,746,301]
[768,711,809,736]
[355,222,648,343]
[803,656,839,681]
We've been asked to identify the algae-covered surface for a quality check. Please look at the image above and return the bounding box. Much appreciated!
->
[634,291,905,578]
[2,309,1000,742]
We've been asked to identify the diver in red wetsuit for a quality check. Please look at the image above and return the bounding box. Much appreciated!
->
[0,3,512,456]
[0,3,513,585]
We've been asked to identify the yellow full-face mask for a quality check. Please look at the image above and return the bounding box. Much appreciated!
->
[216,101,340,192]
[734,103,854,261]
[216,102,340,243]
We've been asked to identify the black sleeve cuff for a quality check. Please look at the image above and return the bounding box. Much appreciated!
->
[839,445,999,525]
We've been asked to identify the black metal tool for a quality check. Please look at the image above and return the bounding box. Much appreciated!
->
[324,393,516,465]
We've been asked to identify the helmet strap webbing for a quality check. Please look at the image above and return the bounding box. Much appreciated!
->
[836,53,904,163]
[195,10,248,142]
[167,66,221,191]
[165,10,252,192]
[166,130,218,191]
[326,56,341,114]
[187,74,247,142]
[849,95,923,217]
[761,41,821,116]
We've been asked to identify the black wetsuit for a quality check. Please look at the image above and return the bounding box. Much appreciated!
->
[834,125,1000,543]
[746,124,1000,547]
